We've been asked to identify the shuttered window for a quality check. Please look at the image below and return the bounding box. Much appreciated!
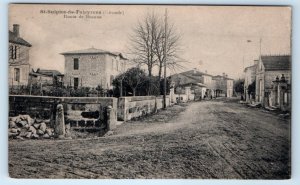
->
[74,58,79,70]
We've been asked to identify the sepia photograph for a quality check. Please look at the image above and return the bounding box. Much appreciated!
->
[8,4,291,179]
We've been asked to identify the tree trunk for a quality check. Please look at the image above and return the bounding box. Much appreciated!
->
[133,88,136,96]
[148,68,152,77]
[120,80,123,97]
[158,61,163,81]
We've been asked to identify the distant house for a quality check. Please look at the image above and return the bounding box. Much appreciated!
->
[29,68,64,86]
[169,69,234,102]
[180,69,215,98]
[244,64,257,102]
[170,72,206,102]
[255,55,291,109]
[61,47,128,89]
[212,74,234,97]
[9,24,32,86]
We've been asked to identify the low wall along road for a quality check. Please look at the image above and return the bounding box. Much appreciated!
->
[9,95,118,139]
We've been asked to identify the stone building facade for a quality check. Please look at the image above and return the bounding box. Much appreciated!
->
[170,69,234,100]
[29,69,64,86]
[61,48,127,89]
[255,55,291,108]
[180,69,215,98]
[243,64,257,102]
[212,74,234,97]
[9,24,32,86]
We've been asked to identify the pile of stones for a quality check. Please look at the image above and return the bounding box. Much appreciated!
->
[9,115,54,140]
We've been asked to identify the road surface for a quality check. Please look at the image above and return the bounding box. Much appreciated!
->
[9,99,291,179]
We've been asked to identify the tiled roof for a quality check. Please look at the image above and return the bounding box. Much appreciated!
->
[181,70,213,77]
[9,31,32,47]
[61,48,127,60]
[38,69,63,76]
[212,75,234,81]
[30,69,63,77]
[170,73,207,87]
[261,55,291,71]
[244,64,257,72]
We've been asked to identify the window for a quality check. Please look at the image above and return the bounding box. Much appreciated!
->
[74,58,79,70]
[10,45,18,59]
[284,93,288,104]
[14,68,20,82]
[74,78,79,89]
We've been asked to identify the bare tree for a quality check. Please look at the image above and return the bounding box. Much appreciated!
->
[130,11,185,78]
[130,13,158,77]
[153,14,186,81]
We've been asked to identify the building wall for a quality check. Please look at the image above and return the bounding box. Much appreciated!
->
[244,67,256,88]
[203,75,213,89]
[63,53,126,89]
[213,77,227,93]
[226,80,234,97]
[30,75,54,86]
[9,95,117,128]
[9,43,31,86]
[244,66,257,101]
[117,96,170,121]
[264,71,291,89]
[256,68,291,104]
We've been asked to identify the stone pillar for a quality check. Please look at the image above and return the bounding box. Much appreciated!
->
[185,87,191,101]
[54,104,65,139]
[170,87,175,103]
[106,105,116,131]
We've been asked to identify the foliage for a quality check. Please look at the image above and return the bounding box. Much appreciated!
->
[248,80,256,98]
[9,84,109,97]
[234,79,244,94]
[112,67,147,96]
[112,67,171,97]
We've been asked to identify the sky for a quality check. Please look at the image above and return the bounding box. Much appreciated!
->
[9,4,291,79]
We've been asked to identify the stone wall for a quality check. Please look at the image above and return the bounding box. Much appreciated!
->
[9,95,117,130]
[117,96,171,121]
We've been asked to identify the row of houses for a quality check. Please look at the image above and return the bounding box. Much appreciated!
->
[8,24,128,91]
[9,24,65,88]
[244,55,291,111]
[169,69,234,103]
[9,24,234,101]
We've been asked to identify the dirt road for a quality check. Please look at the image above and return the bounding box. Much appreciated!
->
[9,99,291,179]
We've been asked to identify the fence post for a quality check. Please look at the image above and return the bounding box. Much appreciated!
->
[106,105,116,131]
[54,104,65,139]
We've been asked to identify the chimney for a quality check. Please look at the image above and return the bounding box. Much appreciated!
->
[222,72,225,77]
[225,74,228,78]
[193,68,197,74]
[13,24,20,37]
[254,59,259,65]
[205,70,207,74]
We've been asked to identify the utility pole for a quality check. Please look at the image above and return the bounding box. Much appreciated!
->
[163,8,168,109]
[259,37,262,58]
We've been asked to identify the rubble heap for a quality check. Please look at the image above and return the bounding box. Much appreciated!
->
[9,115,54,140]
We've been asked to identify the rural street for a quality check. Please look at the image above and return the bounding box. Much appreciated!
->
[9,99,291,179]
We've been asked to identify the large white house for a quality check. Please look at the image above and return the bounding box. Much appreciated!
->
[61,47,128,89]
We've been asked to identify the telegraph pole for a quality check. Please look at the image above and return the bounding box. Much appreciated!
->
[163,8,168,109]
[259,37,262,58]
